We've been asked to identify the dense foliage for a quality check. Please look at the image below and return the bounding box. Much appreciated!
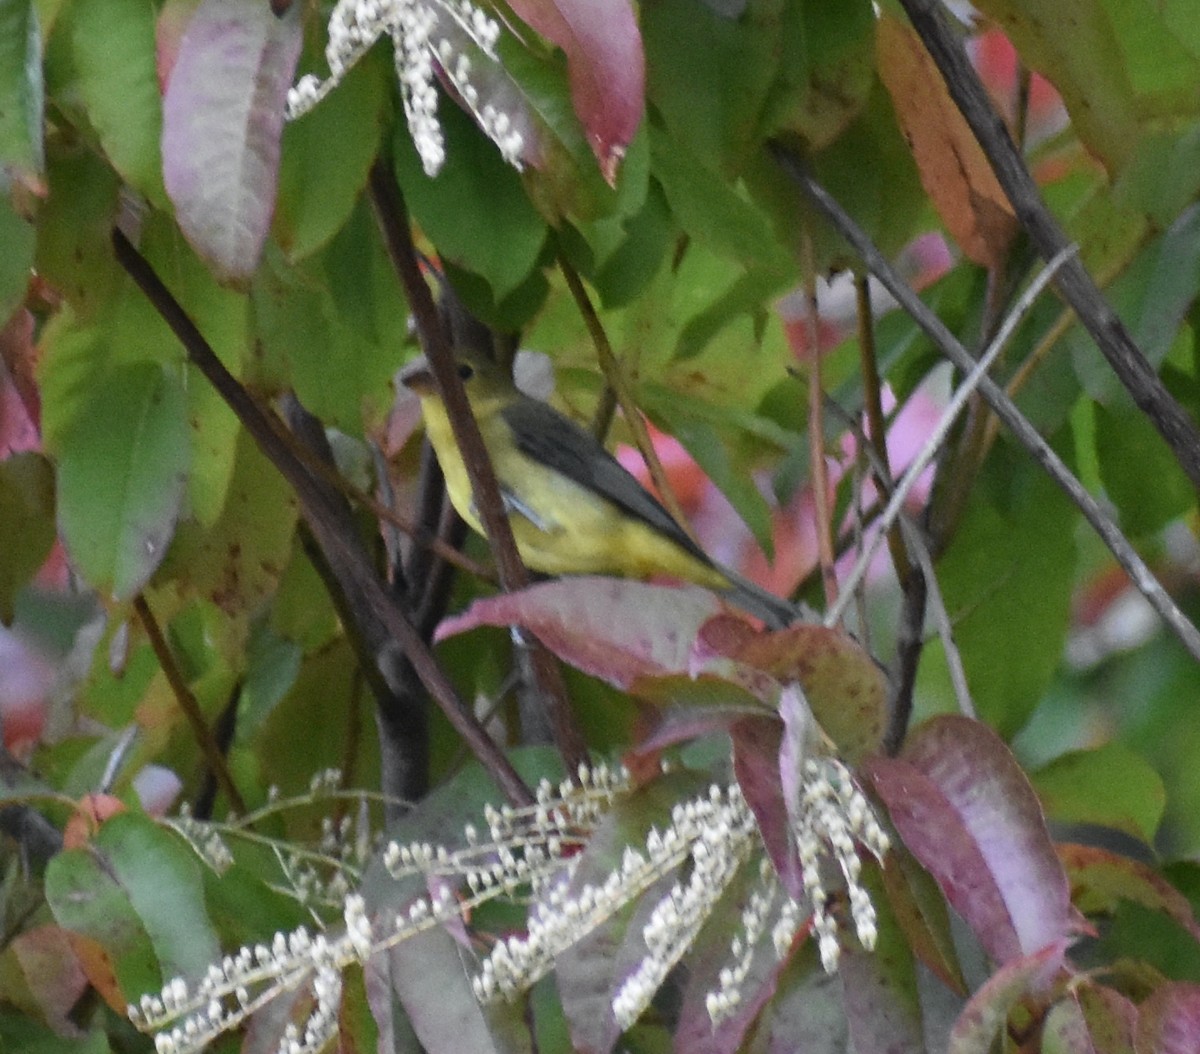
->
[3,0,1200,1051]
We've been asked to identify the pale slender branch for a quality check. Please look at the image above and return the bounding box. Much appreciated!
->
[899,519,975,720]
[771,148,1200,664]
[898,0,1200,492]
[825,247,1074,627]
[801,230,838,606]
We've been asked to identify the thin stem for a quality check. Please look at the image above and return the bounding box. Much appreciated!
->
[134,595,247,814]
[855,272,912,584]
[801,231,838,606]
[772,148,1200,664]
[559,255,700,545]
[367,159,587,774]
[825,247,1074,627]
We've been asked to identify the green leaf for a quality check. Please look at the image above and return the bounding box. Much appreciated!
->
[759,0,875,150]
[1032,743,1166,843]
[0,453,55,622]
[930,460,1078,736]
[33,145,122,317]
[0,192,34,323]
[1094,402,1195,537]
[53,361,191,599]
[589,178,673,310]
[643,0,778,177]
[67,0,165,205]
[155,428,299,617]
[276,46,386,261]
[649,124,792,271]
[394,101,547,301]
[251,253,397,434]
[46,813,220,1003]
[974,0,1200,173]
[0,0,43,180]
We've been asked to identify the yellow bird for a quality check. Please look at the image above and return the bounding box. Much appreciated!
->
[401,350,796,627]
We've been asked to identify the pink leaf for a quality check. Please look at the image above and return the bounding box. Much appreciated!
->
[435,577,724,689]
[506,0,644,183]
[869,716,1080,965]
[162,0,301,283]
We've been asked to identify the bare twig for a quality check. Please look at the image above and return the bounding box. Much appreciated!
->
[772,149,1200,664]
[559,255,701,546]
[134,595,246,813]
[899,519,975,720]
[801,231,838,606]
[855,272,912,585]
[825,247,1074,626]
[897,0,1200,492]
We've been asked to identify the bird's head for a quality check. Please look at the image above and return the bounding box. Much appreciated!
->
[399,349,513,416]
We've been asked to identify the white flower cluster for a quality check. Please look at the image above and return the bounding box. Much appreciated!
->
[129,896,376,1054]
[128,758,891,1050]
[286,0,524,176]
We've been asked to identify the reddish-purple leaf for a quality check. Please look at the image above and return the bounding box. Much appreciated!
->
[730,715,796,896]
[672,866,788,1054]
[1135,983,1200,1054]
[556,771,708,1054]
[435,578,724,689]
[706,622,887,762]
[162,0,301,283]
[506,0,644,183]
[946,941,1067,1054]
[868,716,1080,965]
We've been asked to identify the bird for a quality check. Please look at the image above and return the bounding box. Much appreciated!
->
[401,348,797,628]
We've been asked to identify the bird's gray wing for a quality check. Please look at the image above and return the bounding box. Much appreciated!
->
[500,396,711,564]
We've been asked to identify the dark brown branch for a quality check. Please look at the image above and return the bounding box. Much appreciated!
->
[770,147,1200,664]
[112,228,533,808]
[134,594,246,814]
[897,0,1200,493]
[366,158,588,773]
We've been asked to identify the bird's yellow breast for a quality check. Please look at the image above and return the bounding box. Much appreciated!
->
[417,393,728,588]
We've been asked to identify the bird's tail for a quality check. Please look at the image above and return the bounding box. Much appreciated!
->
[715,565,803,629]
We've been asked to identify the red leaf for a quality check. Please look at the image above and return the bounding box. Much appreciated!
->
[436,577,724,689]
[707,622,887,762]
[868,716,1081,965]
[506,0,644,183]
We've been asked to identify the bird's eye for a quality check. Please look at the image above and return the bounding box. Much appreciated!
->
[457,363,475,381]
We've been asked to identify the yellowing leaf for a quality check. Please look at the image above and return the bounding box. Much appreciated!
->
[876,15,1017,269]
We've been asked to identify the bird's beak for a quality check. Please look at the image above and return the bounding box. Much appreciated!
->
[399,356,436,395]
